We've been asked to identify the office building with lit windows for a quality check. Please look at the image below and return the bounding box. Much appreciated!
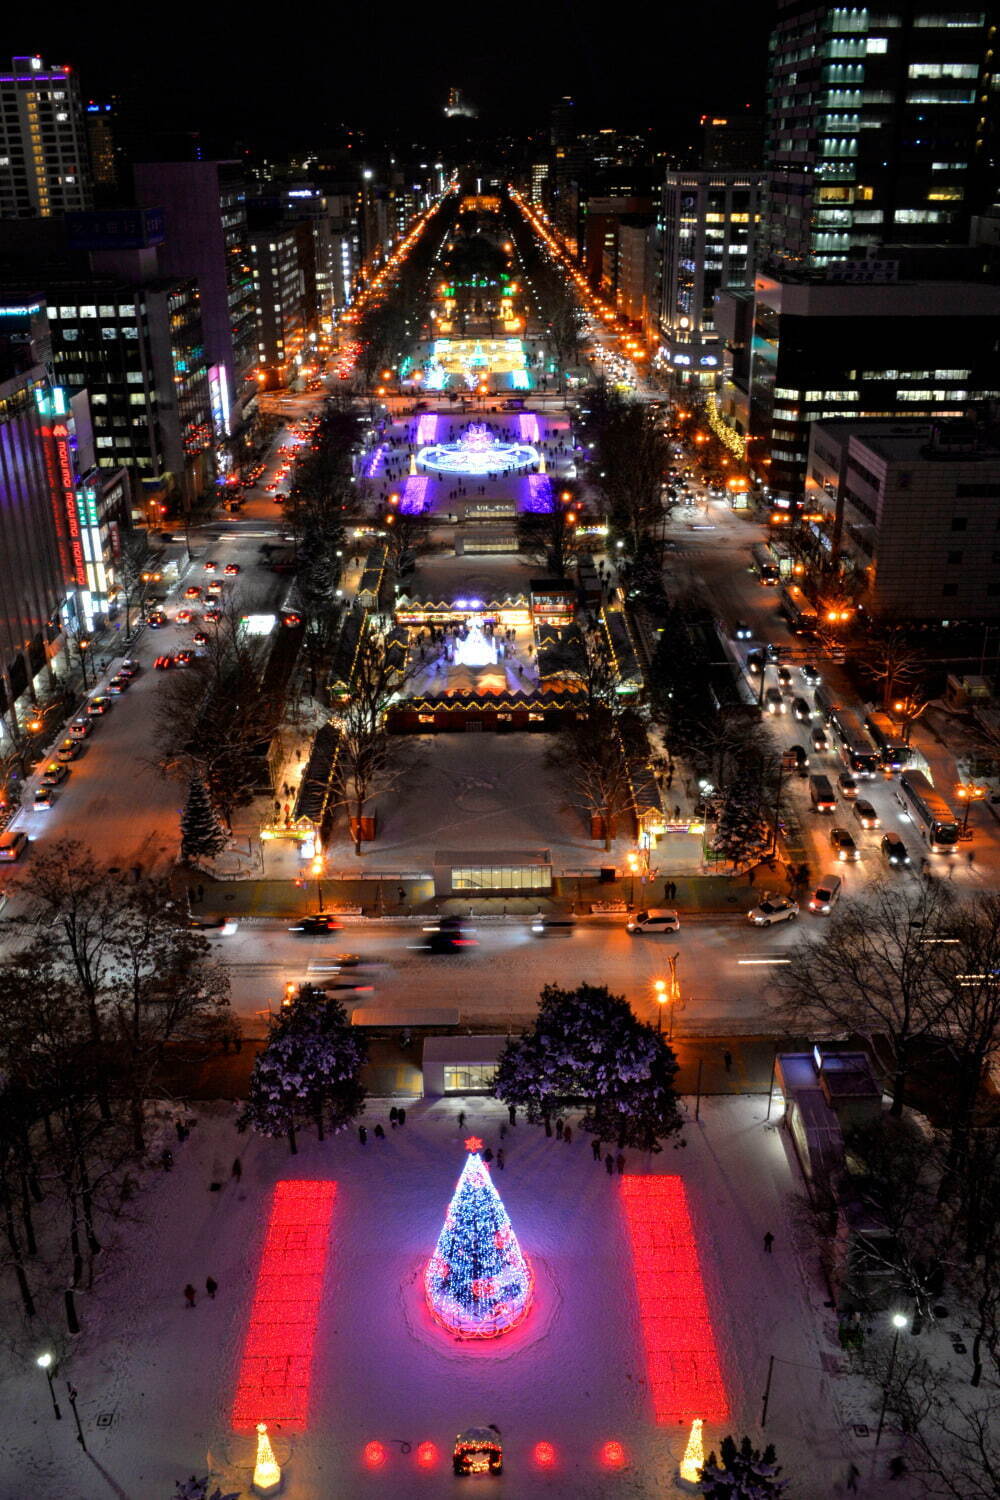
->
[659,171,763,386]
[0,55,92,219]
[247,225,309,388]
[763,3,995,268]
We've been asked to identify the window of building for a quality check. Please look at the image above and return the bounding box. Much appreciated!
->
[96,437,114,449]
[79,305,97,318]
[101,327,116,340]
[58,305,77,318]
[908,62,979,79]
[442,1064,497,1093]
[117,304,135,316]
[122,326,138,339]
[61,328,79,341]
[866,36,889,52]
[452,864,552,892]
[126,371,143,384]
[906,88,976,104]
[914,11,985,24]
[951,517,968,532]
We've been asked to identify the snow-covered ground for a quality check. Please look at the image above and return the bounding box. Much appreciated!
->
[0,1097,923,1499]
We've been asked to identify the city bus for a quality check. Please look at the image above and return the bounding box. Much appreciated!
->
[751,543,780,585]
[894,770,960,853]
[864,711,910,772]
[830,708,880,778]
[779,583,820,635]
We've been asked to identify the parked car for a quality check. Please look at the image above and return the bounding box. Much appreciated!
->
[147,610,168,628]
[837,771,858,800]
[791,696,812,723]
[108,674,130,694]
[626,908,681,935]
[33,785,55,809]
[830,826,860,861]
[117,659,140,678]
[853,798,880,830]
[881,833,911,867]
[56,738,81,761]
[808,874,843,913]
[86,696,112,716]
[747,894,799,927]
[41,762,69,787]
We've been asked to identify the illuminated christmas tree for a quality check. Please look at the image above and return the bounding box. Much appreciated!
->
[424,1138,533,1338]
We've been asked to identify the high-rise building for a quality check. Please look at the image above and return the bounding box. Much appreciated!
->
[763,3,994,268]
[133,161,259,444]
[0,55,92,219]
[701,114,764,171]
[659,171,763,385]
[84,97,117,190]
[248,226,309,388]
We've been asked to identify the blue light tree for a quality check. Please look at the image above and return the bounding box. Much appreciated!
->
[424,1139,533,1338]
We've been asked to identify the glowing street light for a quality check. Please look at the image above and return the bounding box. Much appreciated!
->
[653,978,667,1032]
[36,1353,61,1420]
[875,1313,909,1446]
[955,781,987,835]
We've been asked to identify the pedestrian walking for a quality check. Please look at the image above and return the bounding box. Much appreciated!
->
[564,1125,573,1145]
[616,1152,625,1175]
[592,1138,601,1161]
[206,1276,218,1300]
[846,1462,860,1492]
[483,1147,494,1164]
[184,1284,197,1308]
[458,1110,466,1129]
[497,1148,504,1169]
[723,1049,733,1073]
[967,850,975,869]
[359,1125,368,1145]
[374,1123,385,1140]
[231,1157,242,1182]
[763,1231,775,1253]
[389,1107,399,1127]
[398,1108,406,1126]
[555,1117,564,1139]
[605,1153,614,1175]
[499,1123,507,1140]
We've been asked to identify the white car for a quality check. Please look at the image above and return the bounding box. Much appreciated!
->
[747,894,799,927]
[809,875,843,914]
[626,908,680,935]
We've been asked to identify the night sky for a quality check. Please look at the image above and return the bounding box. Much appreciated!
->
[16,2,767,153]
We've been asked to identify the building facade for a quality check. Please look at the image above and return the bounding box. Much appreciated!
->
[659,171,763,385]
[806,419,1000,619]
[763,3,994,268]
[248,225,309,388]
[0,55,92,219]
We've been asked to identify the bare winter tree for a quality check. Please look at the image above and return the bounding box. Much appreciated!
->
[333,624,421,855]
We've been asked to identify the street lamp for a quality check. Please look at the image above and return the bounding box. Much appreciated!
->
[654,979,667,1032]
[311,852,325,912]
[626,851,639,908]
[36,1353,61,1419]
[875,1312,909,1446]
[954,782,986,836]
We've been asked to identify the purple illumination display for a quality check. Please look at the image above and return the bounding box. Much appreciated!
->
[524,474,554,513]
[362,444,387,478]
[414,413,439,446]
[424,1140,533,1338]
[517,412,541,444]
[399,476,430,514]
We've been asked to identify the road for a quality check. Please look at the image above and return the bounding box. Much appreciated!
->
[212,909,806,1037]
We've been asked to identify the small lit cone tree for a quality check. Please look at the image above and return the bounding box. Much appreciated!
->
[425,1138,533,1337]
[180,775,228,863]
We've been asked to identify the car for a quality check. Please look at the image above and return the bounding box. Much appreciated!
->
[764,687,786,715]
[117,659,140,678]
[801,663,821,687]
[203,607,222,623]
[154,654,174,670]
[748,894,799,927]
[175,608,196,625]
[68,718,92,739]
[203,559,218,571]
[853,798,880,830]
[746,649,766,677]
[881,833,911,867]
[192,631,209,646]
[830,826,860,861]
[224,562,241,576]
[288,912,343,934]
[188,915,239,935]
[184,585,202,599]
[206,581,224,597]
[808,874,843,913]
[107,675,130,694]
[174,650,194,666]
[810,726,830,753]
[56,738,81,762]
[777,665,794,690]
[86,696,112,716]
[837,771,858,799]
[41,762,69,787]
[147,611,168,628]
[732,619,753,640]
[785,744,810,775]
[423,925,478,954]
[33,785,55,809]
[626,908,681,935]
[530,915,577,937]
[791,696,812,723]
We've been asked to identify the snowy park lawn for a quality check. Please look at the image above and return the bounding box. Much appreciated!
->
[0,1097,870,1499]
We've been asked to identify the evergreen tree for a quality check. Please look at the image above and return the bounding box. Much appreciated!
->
[180,776,227,862]
[699,1435,788,1498]
[425,1142,532,1336]
[171,1479,239,1500]
[238,988,367,1155]
[491,984,682,1151]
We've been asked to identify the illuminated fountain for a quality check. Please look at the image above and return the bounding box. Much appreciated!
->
[417,422,539,476]
[453,620,498,668]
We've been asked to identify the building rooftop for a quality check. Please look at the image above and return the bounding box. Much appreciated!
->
[814,419,1000,467]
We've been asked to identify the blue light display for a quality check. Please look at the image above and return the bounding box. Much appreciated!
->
[424,1141,533,1338]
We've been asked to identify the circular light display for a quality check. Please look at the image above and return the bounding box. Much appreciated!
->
[417,422,539,476]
